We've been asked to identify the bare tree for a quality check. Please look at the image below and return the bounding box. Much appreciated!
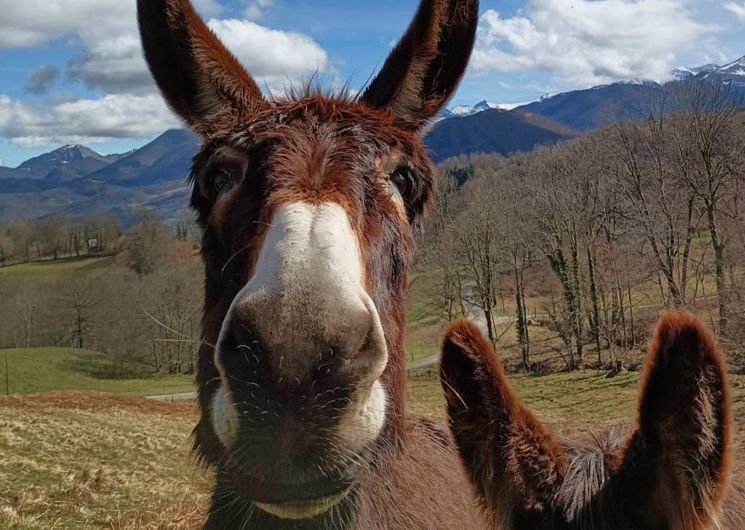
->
[56,274,102,349]
[127,207,169,275]
[671,80,741,333]
[9,219,34,262]
[37,214,66,260]
[612,108,700,308]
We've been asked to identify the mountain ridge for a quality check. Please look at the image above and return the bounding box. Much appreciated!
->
[1,56,744,222]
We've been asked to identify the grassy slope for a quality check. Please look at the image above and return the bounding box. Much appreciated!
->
[1,374,743,529]
[0,256,114,283]
[0,348,194,396]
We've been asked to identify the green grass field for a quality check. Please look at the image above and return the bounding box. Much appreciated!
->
[0,348,195,396]
[0,256,114,283]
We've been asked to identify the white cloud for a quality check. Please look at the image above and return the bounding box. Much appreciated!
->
[68,30,154,95]
[208,19,329,88]
[0,3,330,149]
[60,6,326,96]
[473,0,710,86]
[244,0,274,21]
[0,0,133,50]
[725,2,745,22]
[0,94,179,148]
[1,0,329,95]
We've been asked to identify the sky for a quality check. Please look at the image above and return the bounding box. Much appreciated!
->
[0,0,744,167]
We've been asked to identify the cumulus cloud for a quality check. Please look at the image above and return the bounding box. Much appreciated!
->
[0,94,179,148]
[725,2,745,22]
[2,0,329,96]
[208,19,329,87]
[67,30,154,95]
[0,0,133,50]
[473,0,710,86]
[63,5,328,95]
[0,0,330,149]
[25,65,60,95]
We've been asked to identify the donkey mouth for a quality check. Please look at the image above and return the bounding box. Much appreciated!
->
[254,489,351,520]
[230,470,356,506]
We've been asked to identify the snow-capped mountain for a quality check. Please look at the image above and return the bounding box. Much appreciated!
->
[443,99,528,118]
[672,56,745,82]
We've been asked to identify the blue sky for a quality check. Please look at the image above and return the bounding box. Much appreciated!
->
[0,0,744,167]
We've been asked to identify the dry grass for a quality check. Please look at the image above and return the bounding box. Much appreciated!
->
[2,374,743,529]
[0,393,210,530]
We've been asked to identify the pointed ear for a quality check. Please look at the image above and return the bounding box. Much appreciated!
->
[603,312,733,528]
[440,319,567,528]
[361,0,479,132]
[138,0,266,134]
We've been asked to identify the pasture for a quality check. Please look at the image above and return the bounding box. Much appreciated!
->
[0,256,114,283]
[0,348,195,396]
[2,372,743,529]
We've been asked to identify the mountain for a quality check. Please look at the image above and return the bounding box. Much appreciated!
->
[0,130,198,224]
[442,99,526,118]
[73,129,200,195]
[1,56,744,223]
[517,56,745,131]
[17,145,122,182]
[515,82,662,131]
[425,109,578,162]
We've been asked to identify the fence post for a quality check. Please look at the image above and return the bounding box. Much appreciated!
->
[4,352,8,396]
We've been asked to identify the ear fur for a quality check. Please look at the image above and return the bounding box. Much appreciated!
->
[440,319,567,529]
[441,314,735,530]
[138,0,265,133]
[362,0,480,131]
[620,311,732,528]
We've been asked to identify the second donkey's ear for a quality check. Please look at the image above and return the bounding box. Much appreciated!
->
[138,0,266,134]
[361,0,479,132]
[440,319,567,529]
[597,312,733,529]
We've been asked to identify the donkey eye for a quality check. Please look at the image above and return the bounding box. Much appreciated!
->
[390,167,414,197]
[212,168,237,196]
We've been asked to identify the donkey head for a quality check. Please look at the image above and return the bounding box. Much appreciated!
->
[138,0,478,524]
[440,313,733,530]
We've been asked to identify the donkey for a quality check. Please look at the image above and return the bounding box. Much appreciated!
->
[138,0,488,528]
[440,312,745,530]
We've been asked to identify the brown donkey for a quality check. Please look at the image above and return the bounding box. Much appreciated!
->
[441,312,745,530]
[138,0,487,528]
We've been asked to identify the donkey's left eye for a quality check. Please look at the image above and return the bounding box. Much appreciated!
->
[390,167,414,197]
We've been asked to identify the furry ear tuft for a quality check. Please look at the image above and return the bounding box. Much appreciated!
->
[138,0,265,134]
[631,311,732,524]
[440,319,567,529]
[361,0,480,131]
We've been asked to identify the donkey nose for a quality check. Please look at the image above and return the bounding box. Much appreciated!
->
[224,287,386,382]
[216,202,388,384]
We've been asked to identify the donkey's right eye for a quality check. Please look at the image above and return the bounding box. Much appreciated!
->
[212,169,236,196]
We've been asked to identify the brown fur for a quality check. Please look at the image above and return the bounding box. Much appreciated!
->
[441,313,745,530]
[138,1,486,529]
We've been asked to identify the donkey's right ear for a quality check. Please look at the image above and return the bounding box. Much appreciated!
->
[612,312,733,528]
[138,0,266,134]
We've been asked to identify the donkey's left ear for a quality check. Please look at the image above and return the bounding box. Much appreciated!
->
[138,0,266,134]
[440,319,567,527]
[361,0,479,132]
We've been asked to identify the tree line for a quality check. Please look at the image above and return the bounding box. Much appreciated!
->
[0,207,203,376]
[420,81,745,372]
